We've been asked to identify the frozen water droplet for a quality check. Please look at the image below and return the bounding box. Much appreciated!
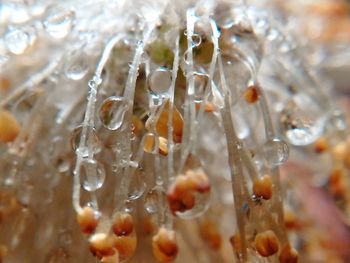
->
[127,170,146,200]
[81,159,106,191]
[5,27,36,55]
[64,55,89,80]
[191,34,202,47]
[55,156,70,173]
[148,68,172,95]
[193,73,209,103]
[99,96,128,131]
[328,110,347,131]
[43,9,75,39]
[71,125,101,157]
[280,96,326,146]
[175,191,211,219]
[123,200,134,213]
[263,138,289,166]
[211,81,225,109]
[144,187,167,214]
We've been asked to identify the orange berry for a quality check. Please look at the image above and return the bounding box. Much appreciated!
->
[187,169,211,193]
[329,168,346,196]
[279,245,299,263]
[146,101,183,143]
[89,233,115,258]
[0,76,10,92]
[255,230,279,257]
[152,228,178,262]
[332,143,348,162]
[314,137,328,153]
[253,175,273,200]
[141,216,154,235]
[158,137,168,156]
[131,115,143,136]
[113,235,137,261]
[284,210,301,230]
[112,213,134,237]
[76,206,99,234]
[0,109,20,143]
[195,102,216,112]
[230,234,243,254]
[243,85,260,104]
[200,219,221,250]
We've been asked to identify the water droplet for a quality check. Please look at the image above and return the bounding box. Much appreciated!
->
[148,68,172,95]
[43,8,75,39]
[263,138,289,166]
[5,27,36,55]
[64,55,89,80]
[127,169,146,200]
[71,126,101,157]
[144,187,167,214]
[81,159,106,191]
[193,73,209,102]
[99,96,128,131]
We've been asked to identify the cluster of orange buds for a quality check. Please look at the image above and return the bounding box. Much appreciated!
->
[252,175,273,200]
[199,219,222,250]
[167,169,210,214]
[89,232,137,262]
[77,208,136,262]
[152,227,178,262]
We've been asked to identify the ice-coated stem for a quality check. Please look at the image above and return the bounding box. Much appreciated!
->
[218,55,247,261]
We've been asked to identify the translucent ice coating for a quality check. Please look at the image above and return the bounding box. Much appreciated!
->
[0,0,349,262]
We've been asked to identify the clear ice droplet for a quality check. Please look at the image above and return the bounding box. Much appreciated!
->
[5,27,36,55]
[99,96,128,131]
[43,8,75,39]
[148,68,172,95]
[263,138,289,166]
[81,159,106,191]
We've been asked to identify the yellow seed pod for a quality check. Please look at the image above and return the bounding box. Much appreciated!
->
[0,109,20,143]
